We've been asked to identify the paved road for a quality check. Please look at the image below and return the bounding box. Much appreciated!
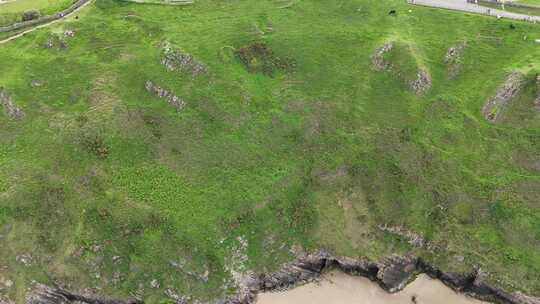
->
[408,0,540,23]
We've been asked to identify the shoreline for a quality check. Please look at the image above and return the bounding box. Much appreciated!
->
[257,271,487,304]
[25,251,540,304]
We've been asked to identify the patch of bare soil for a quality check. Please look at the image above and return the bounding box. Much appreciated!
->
[145,80,186,111]
[235,41,296,76]
[444,41,467,79]
[0,88,24,120]
[482,72,524,122]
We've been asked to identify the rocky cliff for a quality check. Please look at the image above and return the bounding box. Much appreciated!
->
[21,252,540,304]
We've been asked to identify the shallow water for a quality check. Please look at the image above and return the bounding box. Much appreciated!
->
[257,271,488,304]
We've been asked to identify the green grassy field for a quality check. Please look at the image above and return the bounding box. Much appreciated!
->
[516,0,540,5]
[0,0,539,303]
[0,0,73,26]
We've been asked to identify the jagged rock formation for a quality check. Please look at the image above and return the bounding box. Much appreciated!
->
[0,88,25,120]
[26,284,140,304]
[444,41,467,79]
[20,252,540,304]
[482,72,524,122]
[144,80,186,111]
[161,46,207,77]
[216,252,539,304]
[226,251,540,304]
[410,69,432,96]
[376,255,417,293]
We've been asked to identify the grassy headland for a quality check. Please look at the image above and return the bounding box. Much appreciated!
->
[0,0,539,302]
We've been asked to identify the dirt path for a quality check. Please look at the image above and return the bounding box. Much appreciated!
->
[409,0,540,23]
[0,0,93,45]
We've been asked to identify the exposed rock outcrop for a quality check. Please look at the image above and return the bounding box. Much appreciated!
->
[444,41,467,79]
[26,284,140,304]
[15,254,33,266]
[161,46,207,77]
[376,255,417,292]
[226,251,540,304]
[482,72,524,122]
[44,34,69,49]
[19,252,540,304]
[64,30,76,38]
[410,69,432,96]
[144,80,186,111]
[378,224,426,248]
[0,88,25,120]
[371,42,394,71]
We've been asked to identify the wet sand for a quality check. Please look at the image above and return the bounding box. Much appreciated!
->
[257,271,489,304]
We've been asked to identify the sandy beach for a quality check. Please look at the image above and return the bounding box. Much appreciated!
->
[258,271,489,304]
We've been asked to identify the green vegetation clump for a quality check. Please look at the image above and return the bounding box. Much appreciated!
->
[0,0,539,303]
[21,10,41,22]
